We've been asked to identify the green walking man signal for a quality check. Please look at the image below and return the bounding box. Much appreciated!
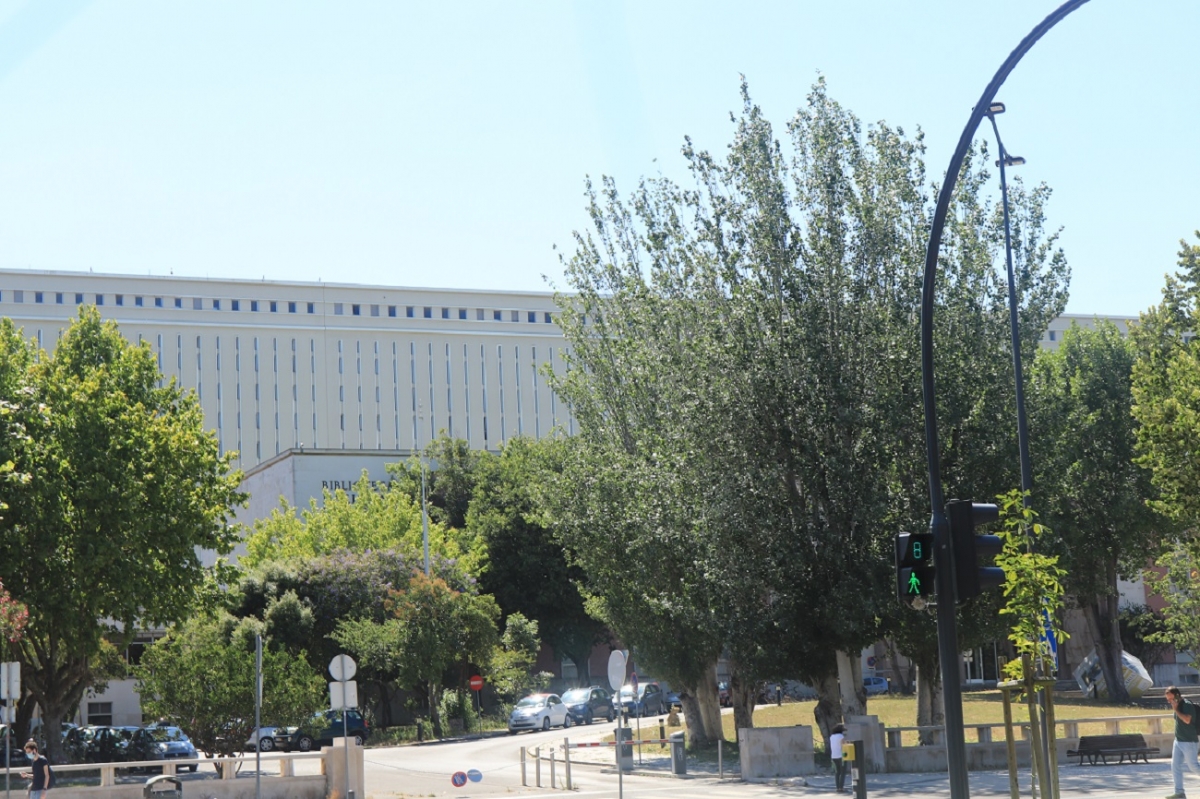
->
[895,531,935,607]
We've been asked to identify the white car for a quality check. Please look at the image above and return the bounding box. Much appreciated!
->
[508,693,571,733]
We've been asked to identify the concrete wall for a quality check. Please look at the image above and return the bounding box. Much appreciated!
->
[885,733,1174,773]
[738,726,815,778]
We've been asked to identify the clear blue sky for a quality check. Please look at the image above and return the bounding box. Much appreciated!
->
[0,1,1194,316]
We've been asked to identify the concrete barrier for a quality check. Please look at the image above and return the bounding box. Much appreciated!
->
[29,740,361,799]
[738,725,815,778]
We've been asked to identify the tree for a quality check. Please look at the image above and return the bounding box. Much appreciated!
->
[1028,321,1168,701]
[333,572,500,737]
[0,309,244,759]
[488,612,547,702]
[546,77,1067,745]
[1131,235,1200,524]
[470,437,607,682]
[134,611,326,760]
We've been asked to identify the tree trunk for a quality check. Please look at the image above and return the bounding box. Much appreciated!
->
[730,672,756,733]
[915,662,944,745]
[680,692,709,747]
[836,650,865,718]
[694,665,725,743]
[813,673,841,755]
[428,682,442,738]
[1083,572,1129,702]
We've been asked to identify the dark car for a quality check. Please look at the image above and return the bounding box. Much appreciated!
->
[615,681,667,717]
[63,725,129,764]
[561,686,614,725]
[127,726,199,772]
[273,710,368,752]
[718,681,731,707]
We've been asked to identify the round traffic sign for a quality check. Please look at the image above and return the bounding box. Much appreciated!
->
[451,771,468,788]
[329,654,357,682]
[467,769,483,783]
[469,675,484,691]
[607,650,626,691]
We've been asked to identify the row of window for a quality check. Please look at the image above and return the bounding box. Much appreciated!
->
[0,290,555,324]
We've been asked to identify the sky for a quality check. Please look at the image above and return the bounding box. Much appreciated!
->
[0,1,1195,316]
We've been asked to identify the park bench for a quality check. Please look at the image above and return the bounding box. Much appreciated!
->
[1067,734,1160,765]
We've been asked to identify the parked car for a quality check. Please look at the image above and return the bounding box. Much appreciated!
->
[508,693,570,733]
[273,711,368,752]
[665,689,682,710]
[245,726,279,752]
[561,686,614,725]
[615,681,667,717]
[127,726,199,772]
[863,676,889,696]
[718,681,731,707]
[63,725,129,764]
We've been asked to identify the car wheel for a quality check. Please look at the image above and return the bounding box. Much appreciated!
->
[585,710,594,726]
[607,708,615,722]
[258,737,275,753]
[563,714,572,729]
[541,717,551,731]
[297,736,315,752]
[188,764,198,773]
[352,733,364,746]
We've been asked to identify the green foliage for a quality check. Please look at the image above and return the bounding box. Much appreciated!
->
[1144,545,1200,669]
[242,472,483,575]
[994,491,1067,681]
[546,76,1068,738]
[487,612,545,702]
[1131,234,1200,524]
[471,436,606,674]
[134,611,326,758]
[333,572,500,736]
[0,308,244,757]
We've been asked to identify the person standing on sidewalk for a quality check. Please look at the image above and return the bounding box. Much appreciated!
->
[1166,686,1200,799]
[830,724,847,793]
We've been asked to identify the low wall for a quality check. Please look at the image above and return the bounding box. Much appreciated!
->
[39,738,363,799]
[738,726,815,778]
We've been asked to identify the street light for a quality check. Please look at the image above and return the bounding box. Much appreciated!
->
[982,102,1033,510]
[986,101,1056,799]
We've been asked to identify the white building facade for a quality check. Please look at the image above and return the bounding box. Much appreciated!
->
[0,269,575,473]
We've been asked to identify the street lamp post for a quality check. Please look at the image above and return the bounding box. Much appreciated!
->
[984,103,1034,502]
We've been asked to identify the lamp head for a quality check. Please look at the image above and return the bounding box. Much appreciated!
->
[995,155,1026,168]
[987,102,1006,116]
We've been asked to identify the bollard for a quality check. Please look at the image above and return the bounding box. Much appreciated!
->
[551,747,557,789]
[669,731,686,776]
[718,737,723,778]
[660,722,665,742]
[848,739,866,799]
[536,746,542,788]
[564,738,572,790]
[520,746,527,786]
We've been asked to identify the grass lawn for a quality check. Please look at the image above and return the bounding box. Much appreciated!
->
[746,692,1171,750]
[612,691,1172,757]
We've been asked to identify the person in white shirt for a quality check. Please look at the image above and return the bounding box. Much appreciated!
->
[830,723,847,793]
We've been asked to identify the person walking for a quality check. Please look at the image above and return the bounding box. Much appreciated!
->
[20,739,52,798]
[830,723,847,793]
[1167,686,1200,799]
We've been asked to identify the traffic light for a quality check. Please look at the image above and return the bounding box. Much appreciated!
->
[946,499,1004,603]
[895,531,935,608]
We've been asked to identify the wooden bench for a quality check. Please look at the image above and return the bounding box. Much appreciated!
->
[1067,734,1160,765]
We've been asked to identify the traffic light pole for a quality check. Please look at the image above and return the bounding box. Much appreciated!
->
[918,4,1090,798]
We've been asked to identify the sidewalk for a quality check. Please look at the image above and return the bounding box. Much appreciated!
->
[570,741,1178,799]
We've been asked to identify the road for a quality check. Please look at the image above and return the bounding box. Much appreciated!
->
[361,719,728,799]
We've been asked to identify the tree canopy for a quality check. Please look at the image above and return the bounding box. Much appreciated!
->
[0,308,244,757]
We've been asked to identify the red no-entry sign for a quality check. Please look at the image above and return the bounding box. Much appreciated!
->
[469,675,484,691]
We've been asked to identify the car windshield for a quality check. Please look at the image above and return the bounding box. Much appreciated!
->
[619,687,639,699]
[562,689,590,703]
[516,696,545,708]
[147,728,186,742]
